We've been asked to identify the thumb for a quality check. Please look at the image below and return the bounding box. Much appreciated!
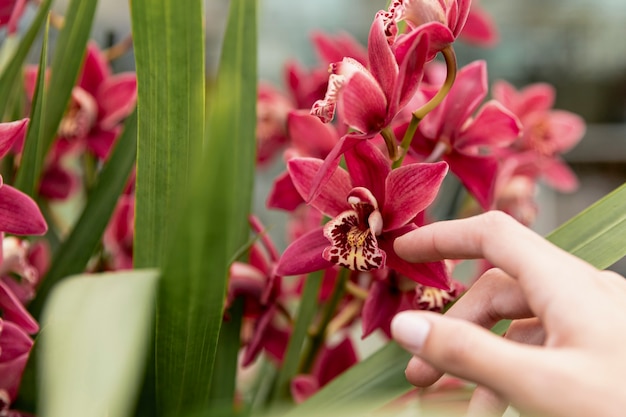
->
[391,311,547,399]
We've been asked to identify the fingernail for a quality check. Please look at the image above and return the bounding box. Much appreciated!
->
[391,312,431,353]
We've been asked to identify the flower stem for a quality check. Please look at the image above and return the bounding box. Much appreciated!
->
[380,127,398,161]
[392,45,457,169]
[299,268,349,374]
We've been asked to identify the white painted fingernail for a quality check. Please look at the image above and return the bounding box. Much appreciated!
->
[391,312,431,353]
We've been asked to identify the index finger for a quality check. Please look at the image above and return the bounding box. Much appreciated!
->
[394,211,598,317]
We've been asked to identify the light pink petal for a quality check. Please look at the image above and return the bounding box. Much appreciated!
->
[491,80,517,111]
[288,157,351,217]
[450,0,472,37]
[0,281,38,334]
[97,73,137,129]
[546,110,586,153]
[542,158,579,193]
[266,170,304,212]
[413,21,455,59]
[460,6,499,47]
[0,185,47,235]
[288,110,338,159]
[445,152,499,210]
[361,279,402,338]
[305,133,363,203]
[0,118,28,159]
[276,228,334,276]
[518,83,555,116]
[344,140,390,205]
[311,30,367,66]
[291,375,319,404]
[379,227,449,289]
[338,70,388,134]
[368,14,398,103]
[456,101,521,149]
[383,161,448,231]
[77,42,111,96]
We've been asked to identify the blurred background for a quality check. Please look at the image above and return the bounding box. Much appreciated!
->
[44,0,626,272]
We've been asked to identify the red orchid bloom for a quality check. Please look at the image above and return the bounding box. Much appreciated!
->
[0,236,49,304]
[226,217,290,367]
[492,80,585,192]
[0,320,33,403]
[103,194,135,270]
[0,120,47,236]
[255,83,294,166]
[291,336,358,403]
[0,0,26,34]
[276,140,449,289]
[403,60,521,209]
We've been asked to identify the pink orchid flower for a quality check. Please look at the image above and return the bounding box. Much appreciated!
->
[404,60,521,209]
[0,319,34,402]
[0,120,47,236]
[276,140,449,289]
[0,237,49,304]
[492,80,585,192]
[460,2,499,47]
[291,336,358,403]
[103,194,135,270]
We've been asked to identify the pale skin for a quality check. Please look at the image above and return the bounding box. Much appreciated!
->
[390,211,626,417]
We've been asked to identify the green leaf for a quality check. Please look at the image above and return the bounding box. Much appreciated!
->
[0,0,52,119]
[28,110,138,318]
[14,15,49,197]
[147,0,258,414]
[14,0,99,194]
[38,269,159,417]
[130,0,205,269]
[546,182,626,269]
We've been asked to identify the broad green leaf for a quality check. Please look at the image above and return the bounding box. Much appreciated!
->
[14,16,49,197]
[130,0,205,269]
[38,269,158,417]
[0,0,52,119]
[546,182,626,269]
[28,111,138,318]
[148,0,257,414]
[14,0,98,195]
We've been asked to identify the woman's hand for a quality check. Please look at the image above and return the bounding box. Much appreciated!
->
[391,211,626,417]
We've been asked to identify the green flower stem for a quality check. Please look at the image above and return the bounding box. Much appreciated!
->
[381,127,398,161]
[299,267,350,374]
[392,45,457,169]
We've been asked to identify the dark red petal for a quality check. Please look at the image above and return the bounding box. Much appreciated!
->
[266,170,304,212]
[445,151,499,210]
[0,118,28,159]
[344,140,390,205]
[276,228,334,276]
[368,14,398,103]
[338,71,388,135]
[0,185,47,235]
[361,279,402,338]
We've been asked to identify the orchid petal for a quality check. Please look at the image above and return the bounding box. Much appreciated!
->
[77,42,111,96]
[460,6,499,47]
[337,70,388,134]
[266,170,304,212]
[445,151,499,210]
[383,161,448,230]
[518,83,556,115]
[38,163,80,201]
[344,140,390,205]
[368,14,398,103]
[288,157,351,217]
[311,30,368,66]
[456,101,521,149]
[86,127,120,160]
[288,110,338,159]
[314,337,358,386]
[0,320,33,400]
[546,110,586,153]
[361,279,402,338]
[97,72,138,129]
[305,133,363,203]
[0,119,27,159]
[542,157,579,192]
[0,185,47,235]
[0,281,38,334]
[291,375,319,404]
[276,228,334,276]
[391,27,429,113]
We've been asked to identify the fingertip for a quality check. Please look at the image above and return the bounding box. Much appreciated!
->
[393,230,422,262]
[391,311,432,354]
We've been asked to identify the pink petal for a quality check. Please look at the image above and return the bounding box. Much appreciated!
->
[456,101,521,149]
[0,281,38,334]
[97,72,137,129]
[304,133,363,203]
[368,14,398,103]
[542,158,579,193]
[291,375,319,404]
[86,127,120,160]
[361,279,402,338]
[0,185,47,235]
[0,320,33,400]
[288,110,338,159]
[338,70,388,135]
[77,42,111,96]
[546,110,586,153]
[313,337,358,386]
[266,170,304,212]
[38,163,80,200]
[391,26,430,112]
[0,119,28,159]
[311,30,368,66]
[276,228,334,276]
[518,83,556,115]
[344,140,390,205]
[383,161,448,231]
[445,151,499,210]
[379,228,449,289]
[460,6,499,47]
[491,80,517,110]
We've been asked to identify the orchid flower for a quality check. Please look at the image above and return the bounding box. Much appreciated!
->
[103,194,135,270]
[403,60,521,209]
[0,0,27,34]
[0,320,33,403]
[276,140,449,289]
[492,80,585,192]
[459,1,499,47]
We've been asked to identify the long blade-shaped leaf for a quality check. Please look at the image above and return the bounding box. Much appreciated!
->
[38,269,158,417]
[150,0,257,414]
[28,111,138,318]
[0,0,52,118]
[284,181,626,414]
[14,0,98,195]
[130,0,204,269]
